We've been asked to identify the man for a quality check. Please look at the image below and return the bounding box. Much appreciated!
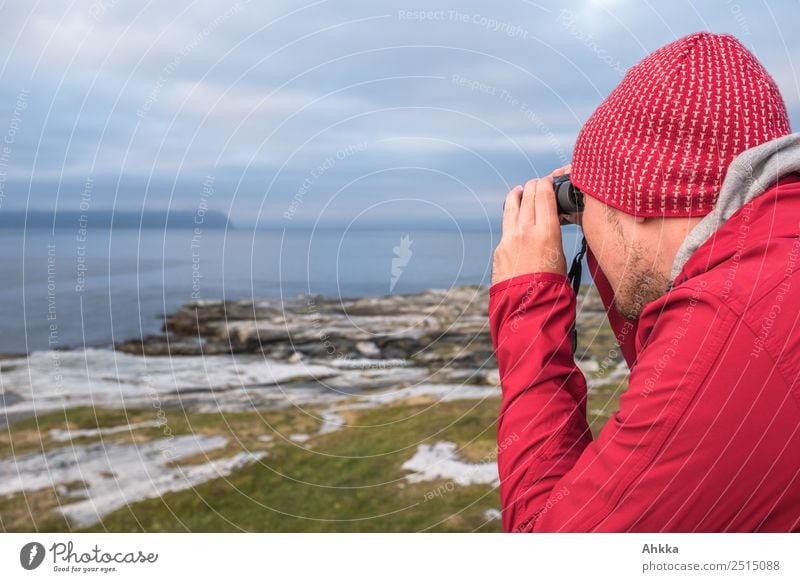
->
[489,32,800,532]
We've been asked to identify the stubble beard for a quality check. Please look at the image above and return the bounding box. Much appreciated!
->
[613,248,669,321]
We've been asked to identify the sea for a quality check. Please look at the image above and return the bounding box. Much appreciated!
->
[0,225,585,354]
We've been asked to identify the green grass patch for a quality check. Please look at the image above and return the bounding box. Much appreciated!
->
[2,381,622,531]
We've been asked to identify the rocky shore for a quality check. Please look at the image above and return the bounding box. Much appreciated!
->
[116,284,624,388]
[1,283,628,438]
[0,284,630,531]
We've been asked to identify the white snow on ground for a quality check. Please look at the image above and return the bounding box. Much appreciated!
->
[317,409,346,435]
[49,420,165,442]
[328,357,408,369]
[357,383,498,407]
[0,349,500,420]
[298,384,499,440]
[0,348,341,416]
[0,434,266,528]
[483,508,502,521]
[0,348,506,525]
[401,441,499,487]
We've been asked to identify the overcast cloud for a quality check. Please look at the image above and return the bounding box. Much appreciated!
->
[0,0,797,227]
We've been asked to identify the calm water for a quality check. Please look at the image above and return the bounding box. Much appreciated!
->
[0,226,585,353]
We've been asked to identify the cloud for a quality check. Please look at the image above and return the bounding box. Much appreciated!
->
[0,0,796,224]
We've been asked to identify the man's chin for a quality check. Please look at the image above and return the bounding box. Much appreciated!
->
[613,271,669,321]
[613,297,643,321]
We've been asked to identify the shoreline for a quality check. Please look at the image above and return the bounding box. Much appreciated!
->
[0,283,629,531]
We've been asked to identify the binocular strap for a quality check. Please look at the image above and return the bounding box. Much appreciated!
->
[567,235,588,355]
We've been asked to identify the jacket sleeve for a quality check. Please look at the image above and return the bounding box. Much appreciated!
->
[489,276,739,532]
[488,271,593,532]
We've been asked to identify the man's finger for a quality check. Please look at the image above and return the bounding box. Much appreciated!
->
[502,185,523,233]
[533,175,559,229]
[552,163,572,177]
[519,178,538,227]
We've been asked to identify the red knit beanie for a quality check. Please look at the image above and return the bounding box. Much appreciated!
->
[571,32,791,217]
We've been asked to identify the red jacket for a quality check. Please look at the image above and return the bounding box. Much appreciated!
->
[488,172,800,532]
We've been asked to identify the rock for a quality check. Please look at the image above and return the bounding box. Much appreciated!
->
[355,341,381,357]
[112,285,626,390]
[484,370,501,386]
[117,286,496,367]
[0,392,22,408]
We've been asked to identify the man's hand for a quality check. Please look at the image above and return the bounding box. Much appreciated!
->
[492,166,570,285]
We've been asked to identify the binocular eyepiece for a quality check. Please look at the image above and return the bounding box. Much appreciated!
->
[553,174,585,216]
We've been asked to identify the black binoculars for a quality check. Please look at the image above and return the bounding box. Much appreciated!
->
[553,174,585,215]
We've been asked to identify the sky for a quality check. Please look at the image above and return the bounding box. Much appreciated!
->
[0,0,798,228]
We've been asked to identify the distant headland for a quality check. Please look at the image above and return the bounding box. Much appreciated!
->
[0,209,233,230]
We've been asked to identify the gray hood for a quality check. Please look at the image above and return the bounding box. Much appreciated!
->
[670,132,800,285]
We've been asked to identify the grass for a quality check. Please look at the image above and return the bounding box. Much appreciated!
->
[0,297,629,532]
[0,376,625,532]
[0,399,501,532]
[93,398,504,532]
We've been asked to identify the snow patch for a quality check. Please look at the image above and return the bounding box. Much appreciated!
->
[0,434,265,527]
[401,441,499,487]
[317,409,346,435]
[49,420,164,442]
[328,357,407,369]
[0,348,339,417]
